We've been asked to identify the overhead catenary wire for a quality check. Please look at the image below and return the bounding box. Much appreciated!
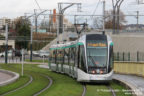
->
[91,0,101,19]
[34,0,41,10]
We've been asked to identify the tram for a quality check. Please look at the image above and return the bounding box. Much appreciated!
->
[49,33,114,82]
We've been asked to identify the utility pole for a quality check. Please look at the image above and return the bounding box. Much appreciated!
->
[30,26,33,62]
[21,49,24,76]
[5,23,8,64]
[34,9,51,32]
[136,11,139,30]
[112,0,124,34]
[25,13,35,62]
[103,0,105,34]
[57,14,60,44]
[34,9,38,33]
[58,2,81,42]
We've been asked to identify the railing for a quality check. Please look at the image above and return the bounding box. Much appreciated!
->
[114,52,144,62]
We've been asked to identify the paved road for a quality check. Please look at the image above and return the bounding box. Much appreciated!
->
[0,72,13,83]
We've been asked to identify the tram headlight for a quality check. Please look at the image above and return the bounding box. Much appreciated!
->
[92,70,96,74]
[89,70,96,74]
[100,70,103,74]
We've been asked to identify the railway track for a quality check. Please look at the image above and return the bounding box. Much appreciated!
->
[82,85,86,96]
[1,75,33,96]
[82,83,117,96]
[33,74,53,96]
[107,85,116,96]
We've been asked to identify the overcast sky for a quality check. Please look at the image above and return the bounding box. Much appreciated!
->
[0,0,144,24]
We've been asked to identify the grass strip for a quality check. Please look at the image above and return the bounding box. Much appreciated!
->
[86,84,112,96]
[0,64,83,96]
[110,81,132,96]
[0,75,29,95]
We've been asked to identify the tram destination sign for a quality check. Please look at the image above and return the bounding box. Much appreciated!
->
[87,43,106,47]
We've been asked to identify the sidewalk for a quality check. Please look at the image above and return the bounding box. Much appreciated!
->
[0,69,19,86]
[113,74,144,96]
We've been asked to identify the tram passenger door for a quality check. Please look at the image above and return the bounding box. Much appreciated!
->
[78,45,87,72]
[108,44,113,72]
[70,48,75,77]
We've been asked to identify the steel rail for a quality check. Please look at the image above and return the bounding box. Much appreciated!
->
[107,85,116,96]
[82,84,86,96]
[1,75,33,96]
[33,74,53,96]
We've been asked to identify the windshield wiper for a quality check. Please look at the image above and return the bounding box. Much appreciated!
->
[88,52,97,67]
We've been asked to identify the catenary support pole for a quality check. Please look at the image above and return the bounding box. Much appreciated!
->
[5,23,8,64]
[30,26,33,62]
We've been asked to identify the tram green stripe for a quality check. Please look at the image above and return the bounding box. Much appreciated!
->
[49,42,84,50]
[110,42,114,46]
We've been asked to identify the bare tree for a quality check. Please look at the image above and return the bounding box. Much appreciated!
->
[105,10,126,29]
[93,10,126,30]
[112,0,124,34]
[93,17,103,29]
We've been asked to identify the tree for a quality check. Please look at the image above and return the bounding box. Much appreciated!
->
[14,17,31,49]
[105,10,126,29]
[93,17,103,29]
[93,10,126,30]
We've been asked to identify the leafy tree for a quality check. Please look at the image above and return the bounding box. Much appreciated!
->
[14,17,31,49]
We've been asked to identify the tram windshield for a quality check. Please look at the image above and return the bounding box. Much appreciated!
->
[87,40,107,68]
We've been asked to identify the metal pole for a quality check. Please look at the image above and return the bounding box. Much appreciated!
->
[30,26,33,62]
[5,23,8,64]
[22,49,24,76]
[136,11,139,30]
[34,9,38,33]
[43,55,45,64]
[57,15,59,44]
[103,0,105,33]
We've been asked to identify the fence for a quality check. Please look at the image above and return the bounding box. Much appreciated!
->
[114,52,144,62]
[114,62,144,77]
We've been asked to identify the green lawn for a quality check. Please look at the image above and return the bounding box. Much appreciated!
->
[0,75,29,95]
[25,59,48,63]
[0,64,83,96]
[110,81,132,96]
[0,64,132,96]
[86,84,112,96]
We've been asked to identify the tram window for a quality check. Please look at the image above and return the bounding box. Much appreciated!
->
[78,45,87,72]
[54,50,57,64]
[70,48,75,66]
[86,40,107,68]
[63,49,65,64]
[109,45,113,72]
[53,50,56,55]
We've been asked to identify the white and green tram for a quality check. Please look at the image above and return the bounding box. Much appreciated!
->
[49,34,114,82]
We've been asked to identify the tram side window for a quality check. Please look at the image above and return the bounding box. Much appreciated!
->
[109,45,113,72]
[71,48,75,66]
[53,50,57,64]
[78,45,87,72]
[64,49,69,65]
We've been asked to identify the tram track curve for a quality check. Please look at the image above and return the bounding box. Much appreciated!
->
[1,75,33,96]
[82,84,86,96]
[33,74,53,96]
[107,85,116,96]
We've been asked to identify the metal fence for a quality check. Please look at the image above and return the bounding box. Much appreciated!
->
[114,52,144,62]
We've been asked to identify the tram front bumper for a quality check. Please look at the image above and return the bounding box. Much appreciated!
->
[77,69,113,82]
